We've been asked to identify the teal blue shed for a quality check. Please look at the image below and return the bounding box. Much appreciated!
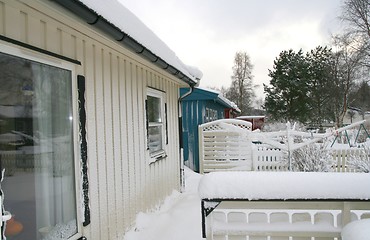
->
[180,87,240,172]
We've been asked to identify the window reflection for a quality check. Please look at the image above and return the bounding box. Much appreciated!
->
[0,52,77,239]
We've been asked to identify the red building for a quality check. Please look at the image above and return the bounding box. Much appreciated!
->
[236,116,265,130]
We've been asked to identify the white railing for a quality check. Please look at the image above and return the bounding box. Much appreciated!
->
[199,172,370,240]
[205,200,370,240]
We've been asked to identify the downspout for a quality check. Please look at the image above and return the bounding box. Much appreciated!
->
[178,82,198,192]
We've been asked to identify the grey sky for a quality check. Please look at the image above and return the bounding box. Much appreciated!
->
[118,0,344,99]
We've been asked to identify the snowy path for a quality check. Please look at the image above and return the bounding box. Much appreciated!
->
[124,168,204,240]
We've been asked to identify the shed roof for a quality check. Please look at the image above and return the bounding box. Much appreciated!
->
[180,87,240,112]
[53,0,201,86]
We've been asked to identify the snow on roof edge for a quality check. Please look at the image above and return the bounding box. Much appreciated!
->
[75,0,201,84]
[197,87,241,112]
[195,87,240,111]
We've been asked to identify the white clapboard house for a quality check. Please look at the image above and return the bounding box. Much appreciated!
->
[0,0,201,239]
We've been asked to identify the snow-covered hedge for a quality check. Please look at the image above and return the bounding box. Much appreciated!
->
[288,143,335,172]
[347,144,370,173]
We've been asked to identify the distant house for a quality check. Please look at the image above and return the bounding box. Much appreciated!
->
[0,0,201,239]
[344,107,370,125]
[236,116,266,130]
[180,87,240,172]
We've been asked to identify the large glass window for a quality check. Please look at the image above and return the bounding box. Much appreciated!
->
[0,52,77,239]
[146,89,166,158]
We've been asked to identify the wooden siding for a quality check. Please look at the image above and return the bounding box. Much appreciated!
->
[0,0,184,239]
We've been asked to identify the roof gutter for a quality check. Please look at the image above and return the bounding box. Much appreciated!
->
[51,0,197,87]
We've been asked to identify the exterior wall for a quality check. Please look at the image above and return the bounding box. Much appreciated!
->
[0,0,184,239]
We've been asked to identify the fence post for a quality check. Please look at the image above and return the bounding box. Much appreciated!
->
[199,125,204,174]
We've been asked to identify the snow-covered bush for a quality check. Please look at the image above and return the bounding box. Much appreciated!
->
[347,145,370,173]
[263,121,305,132]
[287,143,335,172]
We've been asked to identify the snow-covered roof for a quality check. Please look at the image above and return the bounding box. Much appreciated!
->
[199,171,370,200]
[58,0,202,84]
[195,87,240,112]
[237,115,265,119]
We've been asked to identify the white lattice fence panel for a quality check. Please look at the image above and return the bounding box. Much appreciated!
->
[199,119,253,173]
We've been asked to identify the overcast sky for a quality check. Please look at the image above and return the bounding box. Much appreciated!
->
[118,0,345,99]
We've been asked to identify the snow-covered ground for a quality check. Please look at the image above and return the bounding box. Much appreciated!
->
[123,168,204,240]
[123,167,370,240]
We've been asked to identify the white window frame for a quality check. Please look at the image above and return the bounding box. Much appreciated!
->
[0,43,82,240]
[146,88,167,163]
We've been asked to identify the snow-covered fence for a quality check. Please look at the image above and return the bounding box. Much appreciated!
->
[332,148,366,172]
[199,119,369,173]
[199,172,370,240]
[252,144,288,171]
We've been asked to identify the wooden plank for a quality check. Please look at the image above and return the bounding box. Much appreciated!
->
[109,53,123,233]
[136,65,146,212]
[94,45,109,240]
[103,50,117,239]
[45,22,60,54]
[203,132,241,137]
[119,58,131,231]
[0,1,4,35]
[83,41,99,239]
[125,60,136,225]
[27,14,42,48]
[4,3,20,39]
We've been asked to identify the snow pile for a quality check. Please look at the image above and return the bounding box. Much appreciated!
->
[42,220,77,240]
[123,168,204,240]
[341,219,370,240]
[198,171,370,200]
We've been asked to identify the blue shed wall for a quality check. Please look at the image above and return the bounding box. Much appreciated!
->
[181,99,226,172]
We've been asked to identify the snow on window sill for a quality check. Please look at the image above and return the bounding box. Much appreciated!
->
[149,151,167,164]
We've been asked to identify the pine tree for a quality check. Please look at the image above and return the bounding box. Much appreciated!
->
[264,49,310,123]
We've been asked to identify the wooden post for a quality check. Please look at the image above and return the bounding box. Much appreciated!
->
[341,202,351,227]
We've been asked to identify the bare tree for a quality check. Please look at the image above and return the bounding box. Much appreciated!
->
[341,0,370,39]
[329,0,370,127]
[225,51,255,115]
[341,0,370,68]
[330,35,365,127]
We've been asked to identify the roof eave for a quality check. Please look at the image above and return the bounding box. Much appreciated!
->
[52,0,197,87]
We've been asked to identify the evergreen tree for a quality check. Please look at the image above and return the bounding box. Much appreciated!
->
[264,49,310,122]
[306,46,336,124]
[349,80,370,115]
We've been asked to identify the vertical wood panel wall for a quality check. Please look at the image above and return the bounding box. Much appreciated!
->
[0,0,183,239]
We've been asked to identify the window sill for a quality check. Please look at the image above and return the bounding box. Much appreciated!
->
[149,151,167,164]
